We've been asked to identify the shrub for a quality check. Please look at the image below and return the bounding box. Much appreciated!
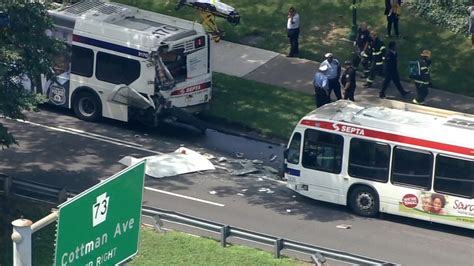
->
[404,1,471,35]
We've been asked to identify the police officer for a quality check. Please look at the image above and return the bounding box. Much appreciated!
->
[353,22,372,78]
[313,64,330,108]
[341,60,357,101]
[412,50,432,104]
[363,31,385,88]
[320,53,342,100]
[380,41,410,99]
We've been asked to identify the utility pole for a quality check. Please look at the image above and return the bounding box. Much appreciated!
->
[349,0,358,41]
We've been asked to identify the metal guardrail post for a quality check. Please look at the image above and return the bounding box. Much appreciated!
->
[274,238,283,258]
[311,252,327,266]
[4,175,12,197]
[220,225,230,247]
[11,219,33,266]
[58,188,67,203]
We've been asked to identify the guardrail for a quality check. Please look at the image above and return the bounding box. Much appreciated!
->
[0,174,75,204]
[1,174,397,265]
[142,206,396,265]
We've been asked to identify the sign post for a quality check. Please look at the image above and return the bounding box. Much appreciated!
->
[54,161,146,266]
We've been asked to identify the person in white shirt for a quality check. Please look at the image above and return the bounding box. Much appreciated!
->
[287,6,300,57]
[320,53,342,100]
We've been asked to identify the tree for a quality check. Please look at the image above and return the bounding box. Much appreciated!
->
[0,1,63,148]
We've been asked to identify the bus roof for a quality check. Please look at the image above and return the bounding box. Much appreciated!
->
[49,1,205,50]
[299,100,474,156]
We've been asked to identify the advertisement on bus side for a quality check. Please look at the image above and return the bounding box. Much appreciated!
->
[399,192,474,224]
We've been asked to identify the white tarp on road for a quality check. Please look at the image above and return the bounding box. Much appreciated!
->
[119,147,215,178]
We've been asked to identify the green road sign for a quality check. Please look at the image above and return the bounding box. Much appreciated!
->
[55,161,146,266]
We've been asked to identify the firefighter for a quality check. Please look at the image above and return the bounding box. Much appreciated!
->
[353,22,372,78]
[412,50,432,104]
[363,31,385,88]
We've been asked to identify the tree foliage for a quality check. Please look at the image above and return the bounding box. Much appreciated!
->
[405,1,472,35]
[0,1,63,148]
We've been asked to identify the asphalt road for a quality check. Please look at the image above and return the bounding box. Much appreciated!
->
[1,107,473,265]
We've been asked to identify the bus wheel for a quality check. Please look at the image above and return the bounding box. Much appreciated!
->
[349,186,379,217]
[73,91,101,122]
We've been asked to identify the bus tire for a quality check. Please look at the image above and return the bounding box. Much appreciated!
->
[72,91,101,122]
[349,186,379,217]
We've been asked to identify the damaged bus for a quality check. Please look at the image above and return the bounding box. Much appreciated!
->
[38,1,211,130]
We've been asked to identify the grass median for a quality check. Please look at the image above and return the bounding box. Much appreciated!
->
[1,199,304,265]
[117,0,474,96]
[129,228,303,265]
[202,73,314,140]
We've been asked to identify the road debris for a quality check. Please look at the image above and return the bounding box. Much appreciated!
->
[209,190,217,195]
[269,154,278,162]
[336,224,352,229]
[119,147,215,178]
[237,193,245,196]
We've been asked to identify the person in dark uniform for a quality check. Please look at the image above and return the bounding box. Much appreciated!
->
[341,60,357,101]
[412,50,432,104]
[353,22,372,78]
[363,31,385,88]
[380,41,410,99]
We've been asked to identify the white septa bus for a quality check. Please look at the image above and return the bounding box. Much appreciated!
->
[35,1,212,129]
[284,100,474,229]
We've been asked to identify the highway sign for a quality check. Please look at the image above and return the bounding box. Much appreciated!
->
[54,161,146,266]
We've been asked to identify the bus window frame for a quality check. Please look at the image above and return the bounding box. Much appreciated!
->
[301,128,344,174]
[434,154,474,199]
[348,137,391,183]
[286,132,302,165]
[390,145,433,191]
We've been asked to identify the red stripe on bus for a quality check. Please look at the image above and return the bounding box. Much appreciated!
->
[171,82,211,96]
[300,119,474,156]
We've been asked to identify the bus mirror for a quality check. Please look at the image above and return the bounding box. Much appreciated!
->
[283,149,288,159]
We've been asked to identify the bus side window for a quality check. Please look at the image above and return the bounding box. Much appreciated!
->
[302,129,343,174]
[391,146,433,190]
[71,45,93,78]
[348,138,390,182]
[287,132,301,164]
[434,155,473,198]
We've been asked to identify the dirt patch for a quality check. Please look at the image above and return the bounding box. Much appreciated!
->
[240,33,265,46]
[322,24,350,45]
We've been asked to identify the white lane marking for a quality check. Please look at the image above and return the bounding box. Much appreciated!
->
[58,125,143,147]
[145,187,225,207]
[15,119,162,155]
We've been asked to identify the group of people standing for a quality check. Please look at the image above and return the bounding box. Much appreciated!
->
[313,53,356,107]
[312,23,432,108]
[284,0,433,109]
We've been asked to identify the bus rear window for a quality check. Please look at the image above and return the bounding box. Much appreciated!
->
[434,155,473,198]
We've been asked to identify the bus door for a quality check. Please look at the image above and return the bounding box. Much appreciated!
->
[299,128,344,204]
[284,132,302,185]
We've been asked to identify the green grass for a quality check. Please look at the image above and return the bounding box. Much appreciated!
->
[129,228,303,265]
[116,0,474,96]
[1,199,303,265]
[205,73,314,139]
